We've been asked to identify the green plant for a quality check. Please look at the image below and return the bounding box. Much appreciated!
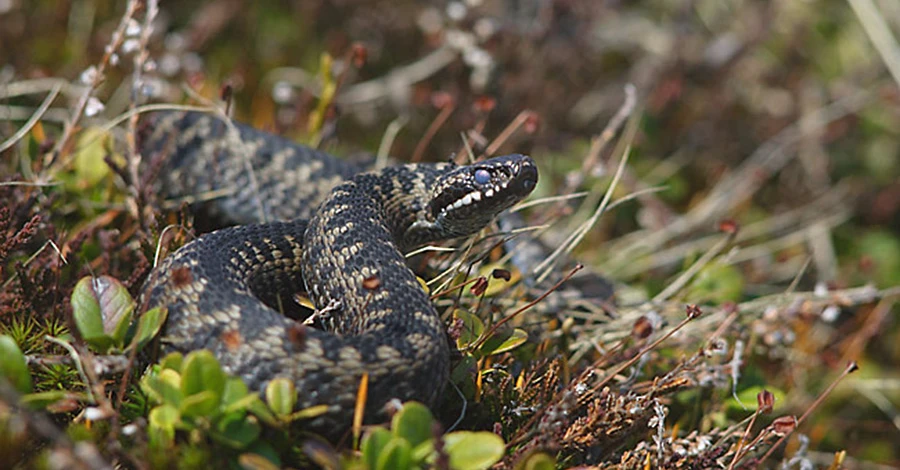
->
[354,402,506,470]
[141,351,266,452]
[70,275,166,354]
[0,335,33,394]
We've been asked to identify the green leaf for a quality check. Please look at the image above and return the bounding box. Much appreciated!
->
[180,390,221,418]
[361,427,393,470]
[19,390,69,410]
[411,439,437,464]
[243,441,282,468]
[130,306,167,351]
[160,352,183,372]
[221,377,253,411]
[71,127,115,189]
[375,438,412,470]
[71,276,111,352]
[443,431,505,470]
[287,404,329,422]
[480,328,528,356]
[453,310,485,350]
[265,377,296,418]
[181,350,226,407]
[71,275,135,352]
[0,335,32,393]
[514,452,556,470]
[148,404,180,448]
[392,402,434,448]
[247,397,279,427]
[475,263,520,297]
[142,368,183,407]
[213,412,261,449]
[238,452,281,470]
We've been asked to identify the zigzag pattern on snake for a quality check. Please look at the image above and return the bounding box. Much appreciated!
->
[138,111,538,435]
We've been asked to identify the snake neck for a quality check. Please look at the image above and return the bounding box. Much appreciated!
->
[300,167,444,335]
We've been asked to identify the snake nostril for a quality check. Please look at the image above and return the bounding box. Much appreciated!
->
[518,164,538,192]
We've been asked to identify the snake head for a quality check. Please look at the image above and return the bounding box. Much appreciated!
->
[420,154,538,241]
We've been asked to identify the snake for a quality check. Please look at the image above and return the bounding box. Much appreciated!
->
[138,111,538,436]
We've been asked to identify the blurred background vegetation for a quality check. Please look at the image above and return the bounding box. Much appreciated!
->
[2,0,899,468]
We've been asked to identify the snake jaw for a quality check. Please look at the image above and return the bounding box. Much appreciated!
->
[425,154,538,239]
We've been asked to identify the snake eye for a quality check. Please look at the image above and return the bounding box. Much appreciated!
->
[474,168,491,185]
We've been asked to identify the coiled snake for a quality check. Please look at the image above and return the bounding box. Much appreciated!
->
[139,112,538,435]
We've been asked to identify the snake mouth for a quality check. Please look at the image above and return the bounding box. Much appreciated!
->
[431,154,538,225]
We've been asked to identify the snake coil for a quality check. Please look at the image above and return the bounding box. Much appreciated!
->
[139,111,538,435]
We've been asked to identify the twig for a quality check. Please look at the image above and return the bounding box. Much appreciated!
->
[124,0,159,224]
[571,285,900,354]
[560,84,637,196]
[758,362,859,465]
[482,110,537,157]
[1,239,68,289]
[0,181,62,187]
[412,96,455,163]
[472,264,582,351]
[45,0,141,169]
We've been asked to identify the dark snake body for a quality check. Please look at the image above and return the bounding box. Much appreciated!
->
[139,112,537,434]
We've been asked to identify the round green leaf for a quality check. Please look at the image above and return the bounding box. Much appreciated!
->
[71,275,135,352]
[392,402,434,448]
[376,438,412,470]
[265,377,296,418]
[443,431,505,470]
[141,367,183,407]
[238,452,280,470]
[181,350,226,405]
[517,452,556,470]
[0,335,32,393]
[180,390,221,418]
[148,404,180,447]
[221,377,254,412]
[213,412,261,449]
[71,276,108,348]
[160,352,184,372]
[361,427,393,470]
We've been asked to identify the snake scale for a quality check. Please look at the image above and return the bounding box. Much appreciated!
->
[138,111,538,435]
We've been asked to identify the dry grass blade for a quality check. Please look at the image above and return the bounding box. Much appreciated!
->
[605,91,870,269]
[533,143,632,284]
[848,0,900,89]
[0,83,61,153]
